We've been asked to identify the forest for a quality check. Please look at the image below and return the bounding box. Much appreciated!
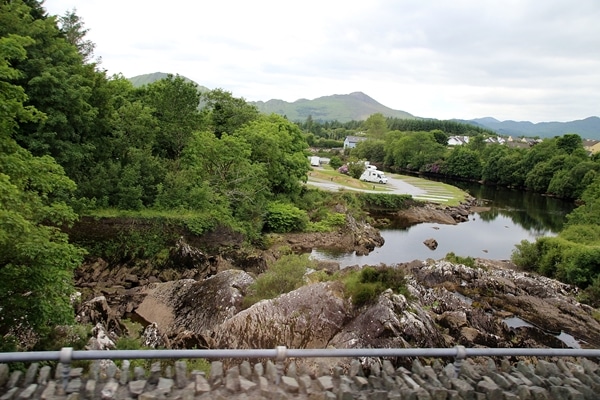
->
[2,0,600,349]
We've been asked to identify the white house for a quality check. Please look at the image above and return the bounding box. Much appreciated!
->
[447,136,470,146]
[343,136,367,149]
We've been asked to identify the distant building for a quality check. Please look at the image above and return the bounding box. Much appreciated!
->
[583,139,600,154]
[343,136,367,149]
[447,136,470,146]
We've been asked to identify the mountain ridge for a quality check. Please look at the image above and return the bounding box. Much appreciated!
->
[128,72,600,139]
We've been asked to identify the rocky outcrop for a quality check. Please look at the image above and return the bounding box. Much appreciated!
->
[132,270,254,348]
[407,259,600,348]
[395,196,476,226]
[282,214,384,256]
[210,281,351,350]
[76,255,600,375]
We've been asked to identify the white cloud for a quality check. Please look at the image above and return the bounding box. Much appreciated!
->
[43,0,600,122]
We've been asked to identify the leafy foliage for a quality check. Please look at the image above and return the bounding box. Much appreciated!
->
[243,253,315,308]
[0,30,84,338]
[354,193,414,209]
[343,266,408,307]
[264,202,309,233]
[444,252,476,268]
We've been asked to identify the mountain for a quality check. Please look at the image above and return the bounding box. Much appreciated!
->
[462,116,600,140]
[129,72,210,92]
[251,92,415,122]
[128,72,599,138]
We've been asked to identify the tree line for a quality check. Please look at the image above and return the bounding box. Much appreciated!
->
[0,1,314,343]
[348,120,600,304]
[352,129,598,200]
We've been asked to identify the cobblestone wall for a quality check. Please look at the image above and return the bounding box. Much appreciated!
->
[0,356,599,399]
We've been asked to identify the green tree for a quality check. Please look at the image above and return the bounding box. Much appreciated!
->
[1,0,103,182]
[363,113,387,138]
[0,33,84,340]
[137,74,202,158]
[431,130,448,146]
[386,131,446,171]
[235,114,310,196]
[57,8,96,63]
[201,89,260,139]
[353,139,386,164]
[183,131,268,224]
[556,133,583,155]
[444,146,482,179]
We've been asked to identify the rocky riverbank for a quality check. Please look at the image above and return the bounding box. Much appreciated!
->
[75,258,600,370]
[63,197,600,382]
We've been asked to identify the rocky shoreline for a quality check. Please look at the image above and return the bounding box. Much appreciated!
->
[70,195,600,357]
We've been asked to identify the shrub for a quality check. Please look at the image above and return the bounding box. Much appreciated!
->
[307,212,347,232]
[329,156,343,170]
[243,253,316,308]
[445,252,476,268]
[355,193,414,210]
[511,240,539,271]
[343,266,408,307]
[264,202,309,233]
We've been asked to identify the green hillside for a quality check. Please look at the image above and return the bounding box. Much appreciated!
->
[252,92,415,123]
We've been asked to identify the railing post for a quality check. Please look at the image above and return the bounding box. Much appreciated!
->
[453,345,466,378]
[275,346,287,385]
[59,347,73,391]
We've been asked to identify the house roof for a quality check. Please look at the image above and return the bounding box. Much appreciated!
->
[344,136,367,143]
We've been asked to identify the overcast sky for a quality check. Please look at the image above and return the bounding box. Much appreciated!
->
[43,0,600,123]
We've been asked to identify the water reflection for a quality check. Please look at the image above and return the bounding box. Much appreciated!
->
[311,182,576,267]
[312,214,553,267]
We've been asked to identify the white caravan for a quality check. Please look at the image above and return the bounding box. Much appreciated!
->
[360,168,388,184]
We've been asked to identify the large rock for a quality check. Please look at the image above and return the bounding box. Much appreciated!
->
[133,270,254,345]
[330,289,447,350]
[209,281,351,349]
[406,259,600,348]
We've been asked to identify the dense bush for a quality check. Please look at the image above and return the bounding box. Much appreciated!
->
[343,266,408,307]
[307,212,346,232]
[264,202,309,233]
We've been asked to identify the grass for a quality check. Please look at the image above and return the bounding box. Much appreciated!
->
[307,167,468,206]
[307,168,392,192]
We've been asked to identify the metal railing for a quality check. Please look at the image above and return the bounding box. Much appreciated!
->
[2,346,600,364]
[1,346,599,390]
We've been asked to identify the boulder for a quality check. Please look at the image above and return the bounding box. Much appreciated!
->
[423,238,438,250]
[209,281,351,349]
[133,270,254,343]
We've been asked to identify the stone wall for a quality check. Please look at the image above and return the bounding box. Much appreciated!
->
[0,356,599,399]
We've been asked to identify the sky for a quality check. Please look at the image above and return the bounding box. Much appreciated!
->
[42,0,600,123]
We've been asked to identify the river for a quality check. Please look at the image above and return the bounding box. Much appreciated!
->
[311,181,576,267]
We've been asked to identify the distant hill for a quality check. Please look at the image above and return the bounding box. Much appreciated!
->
[460,116,600,140]
[129,72,210,92]
[251,92,415,123]
[127,73,599,138]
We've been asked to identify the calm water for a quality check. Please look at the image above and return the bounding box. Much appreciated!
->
[311,182,576,267]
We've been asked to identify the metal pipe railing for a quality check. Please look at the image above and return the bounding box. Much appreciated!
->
[2,346,600,364]
[2,346,599,391]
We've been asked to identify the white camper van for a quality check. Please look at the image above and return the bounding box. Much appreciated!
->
[310,156,320,167]
[360,168,388,184]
